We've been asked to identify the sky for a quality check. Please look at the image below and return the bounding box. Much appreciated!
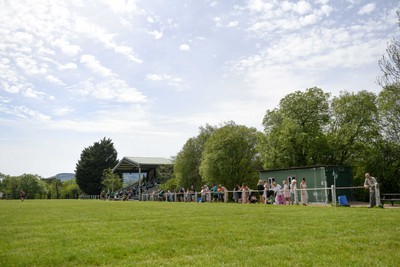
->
[0,0,399,178]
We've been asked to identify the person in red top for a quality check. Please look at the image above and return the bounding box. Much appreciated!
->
[20,190,25,201]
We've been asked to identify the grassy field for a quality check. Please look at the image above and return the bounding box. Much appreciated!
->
[0,200,399,267]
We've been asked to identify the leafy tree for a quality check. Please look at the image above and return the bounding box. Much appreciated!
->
[1,176,19,199]
[371,85,400,193]
[19,174,47,199]
[155,164,174,185]
[101,168,123,192]
[75,137,119,195]
[159,177,179,191]
[0,174,46,199]
[61,179,81,199]
[374,11,400,193]
[46,178,63,199]
[327,90,379,165]
[174,124,216,190]
[260,87,330,168]
[378,85,400,143]
[199,122,261,190]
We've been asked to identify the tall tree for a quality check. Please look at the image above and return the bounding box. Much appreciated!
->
[374,10,400,193]
[174,124,216,190]
[199,122,261,190]
[327,90,379,165]
[75,137,119,195]
[19,174,46,199]
[46,178,63,199]
[260,87,330,168]
[101,168,123,192]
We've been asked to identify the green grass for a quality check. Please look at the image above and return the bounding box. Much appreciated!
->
[1,200,399,267]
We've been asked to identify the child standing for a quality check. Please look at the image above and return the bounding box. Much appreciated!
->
[283,180,290,205]
[272,182,286,205]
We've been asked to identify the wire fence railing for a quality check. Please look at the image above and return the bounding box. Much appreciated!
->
[95,184,380,207]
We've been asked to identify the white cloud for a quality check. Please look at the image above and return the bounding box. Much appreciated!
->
[53,107,74,116]
[58,62,77,70]
[80,54,114,77]
[246,1,333,36]
[73,16,143,63]
[51,38,81,57]
[49,105,151,134]
[70,79,147,103]
[358,3,376,15]
[147,16,155,23]
[179,44,191,51]
[146,73,184,88]
[22,87,49,99]
[0,104,51,122]
[147,30,163,39]
[46,74,64,85]
[227,21,239,27]
[105,0,141,14]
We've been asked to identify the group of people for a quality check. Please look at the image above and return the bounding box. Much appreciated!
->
[138,178,311,205]
[237,178,309,205]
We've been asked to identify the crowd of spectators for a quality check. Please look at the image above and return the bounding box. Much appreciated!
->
[135,178,309,205]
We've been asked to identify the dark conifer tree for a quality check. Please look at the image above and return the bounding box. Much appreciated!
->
[75,137,119,195]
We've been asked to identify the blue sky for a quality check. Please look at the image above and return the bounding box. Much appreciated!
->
[0,0,399,177]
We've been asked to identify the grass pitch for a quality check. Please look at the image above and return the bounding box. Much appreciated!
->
[0,200,399,266]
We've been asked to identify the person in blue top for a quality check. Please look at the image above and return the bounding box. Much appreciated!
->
[211,184,218,202]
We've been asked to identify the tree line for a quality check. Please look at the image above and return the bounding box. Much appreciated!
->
[0,173,80,199]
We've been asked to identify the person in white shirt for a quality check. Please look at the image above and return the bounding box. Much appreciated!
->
[364,173,377,208]
[271,182,285,205]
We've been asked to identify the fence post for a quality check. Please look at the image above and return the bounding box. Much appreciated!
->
[331,185,336,206]
[375,183,381,207]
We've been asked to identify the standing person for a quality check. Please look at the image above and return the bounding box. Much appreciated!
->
[364,173,378,208]
[262,181,269,204]
[271,182,285,205]
[283,180,290,205]
[211,184,218,202]
[20,190,25,202]
[290,179,297,205]
[257,180,264,203]
[300,178,308,206]
[233,185,239,203]
[240,183,250,204]
[220,184,228,203]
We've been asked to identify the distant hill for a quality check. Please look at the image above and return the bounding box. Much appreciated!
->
[48,173,75,181]
[46,173,139,183]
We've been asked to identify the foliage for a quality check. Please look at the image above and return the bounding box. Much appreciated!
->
[328,90,379,165]
[159,177,179,191]
[1,200,399,266]
[155,164,174,185]
[369,85,400,193]
[259,87,330,168]
[0,174,47,199]
[101,168,123,192]
[199,122,261,189]
[378,84,400,143]
[61,179,81,199]
[46,178,63,199]
[174,124,216,190]
[75,137,119,195]
[374,12,400,193]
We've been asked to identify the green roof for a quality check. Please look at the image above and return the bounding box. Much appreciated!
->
[112,156,172,173]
